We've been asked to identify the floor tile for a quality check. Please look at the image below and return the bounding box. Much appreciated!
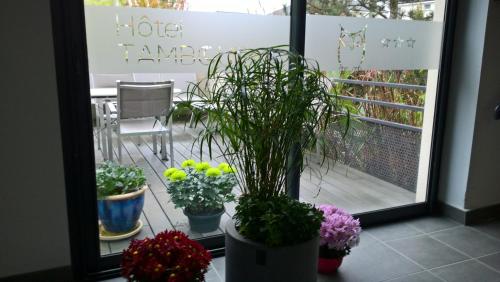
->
[355,231,378,248]
[318,242,421,282]
[386,236,468,269]
[431,260,500,282]
[407,216,459,234]
[205,265,222,282]
[479,252,500,271]
[366,222,423,242]
[431,226,500,257]
[473,221,500,239]
[211,257,225,278]
[385,271,442,282]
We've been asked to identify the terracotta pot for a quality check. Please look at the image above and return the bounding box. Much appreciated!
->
[318,256,343,274]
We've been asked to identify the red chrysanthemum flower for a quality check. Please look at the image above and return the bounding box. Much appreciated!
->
[121,231,212,282]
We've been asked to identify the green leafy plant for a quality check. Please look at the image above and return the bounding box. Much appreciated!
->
[236,194,324,247]
[184,46,349,197]
[176,46,350,246]
[164,160,237,214]
[96,162,146,199]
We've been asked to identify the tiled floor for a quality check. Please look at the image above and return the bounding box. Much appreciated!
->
[104,216,500,282]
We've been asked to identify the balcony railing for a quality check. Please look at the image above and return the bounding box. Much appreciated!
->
[332,78,425,132]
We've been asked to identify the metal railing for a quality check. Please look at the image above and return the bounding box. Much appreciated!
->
[332,78,426,132]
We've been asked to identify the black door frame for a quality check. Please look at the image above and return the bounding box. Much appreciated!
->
[50,0,457,279]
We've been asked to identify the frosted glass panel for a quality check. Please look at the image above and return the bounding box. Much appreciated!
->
[305,15,443,71]
[85,6,290,73]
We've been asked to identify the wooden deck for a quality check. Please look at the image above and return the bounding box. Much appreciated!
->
[95,123,415,256]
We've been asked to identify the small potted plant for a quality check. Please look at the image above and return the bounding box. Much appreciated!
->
[96,162,148,235]
[121,230,212,281]
[317,205,361,274]
[163,160,237,233]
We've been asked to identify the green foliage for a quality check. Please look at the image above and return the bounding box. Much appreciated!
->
[181,46,350,200]
[84,0,186,9]
[165,163,237,214]
[96,162,146,199]
[235,194,324,247]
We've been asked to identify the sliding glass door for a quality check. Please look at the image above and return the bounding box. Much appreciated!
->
[300,0,448,216]
[83,0,291,257]
[53,0,455,277]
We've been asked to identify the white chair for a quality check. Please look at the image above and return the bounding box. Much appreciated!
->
[106,81,175,166]
[91,74,133,159]
[133,73,161,82]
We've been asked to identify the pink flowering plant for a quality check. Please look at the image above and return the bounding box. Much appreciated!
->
[318,205,361,258]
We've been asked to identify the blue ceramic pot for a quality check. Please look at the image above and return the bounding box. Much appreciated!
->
[98,186,147,233]
[184,208,224,233]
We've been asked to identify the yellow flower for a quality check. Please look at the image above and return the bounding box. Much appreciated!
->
[206,168,222,177]
[169,170,187,181]
[163,167,178,178]
[223,165,237,173]
[195,162,211,172]
[218,162,230,170]
[181,159,196,168]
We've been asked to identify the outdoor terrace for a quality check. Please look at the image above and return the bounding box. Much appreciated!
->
[95,122,415,255]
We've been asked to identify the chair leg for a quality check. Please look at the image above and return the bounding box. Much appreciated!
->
[152,134,157,154]
[169,131,174,167]
[106,108,113,162]
[95,102,101,150]
[161,132,167,161]
[137,136,141,145]
[117,134,122,163]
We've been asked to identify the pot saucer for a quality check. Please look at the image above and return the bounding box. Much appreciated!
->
[99,220,143,241]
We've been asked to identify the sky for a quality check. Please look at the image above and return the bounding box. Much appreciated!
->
[184,0,290,14]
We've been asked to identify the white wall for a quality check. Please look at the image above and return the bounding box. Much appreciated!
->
[0,0,71,278]
[439,0,500,211]
[465,1,500,210]
[438,0,489,210]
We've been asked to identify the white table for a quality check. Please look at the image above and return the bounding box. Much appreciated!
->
[91,87,184,161]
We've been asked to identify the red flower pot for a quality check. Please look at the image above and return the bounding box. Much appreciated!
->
[318,256,343,274]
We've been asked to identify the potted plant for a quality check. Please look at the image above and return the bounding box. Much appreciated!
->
[317,205,361,274]
[121,230,212,281]
[163,160,237,233]
[181,46,349,282]
[96,162,148,235]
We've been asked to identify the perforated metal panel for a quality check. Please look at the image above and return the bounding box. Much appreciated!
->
[326,121,421,192]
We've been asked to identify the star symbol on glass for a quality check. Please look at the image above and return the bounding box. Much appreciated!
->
[394,37,405,48]
[407,38,416,48]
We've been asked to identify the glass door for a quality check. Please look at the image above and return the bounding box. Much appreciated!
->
[53,0,454,277]
[299,0,448,215]
[83,0,291,257]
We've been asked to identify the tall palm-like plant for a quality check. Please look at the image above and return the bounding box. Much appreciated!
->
[183,46,350,200]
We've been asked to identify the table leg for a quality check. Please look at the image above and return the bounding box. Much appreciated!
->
[100,100,108,161]
[105,102,113,161]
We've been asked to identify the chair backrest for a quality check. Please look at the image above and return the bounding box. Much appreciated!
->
[117,81,174,120]
[159,73,197,92]
[133,73,161,82]
[93,74,133,88]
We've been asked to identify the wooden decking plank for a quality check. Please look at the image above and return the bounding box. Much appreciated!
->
[136,137,225,238]
[119,137,175,234]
